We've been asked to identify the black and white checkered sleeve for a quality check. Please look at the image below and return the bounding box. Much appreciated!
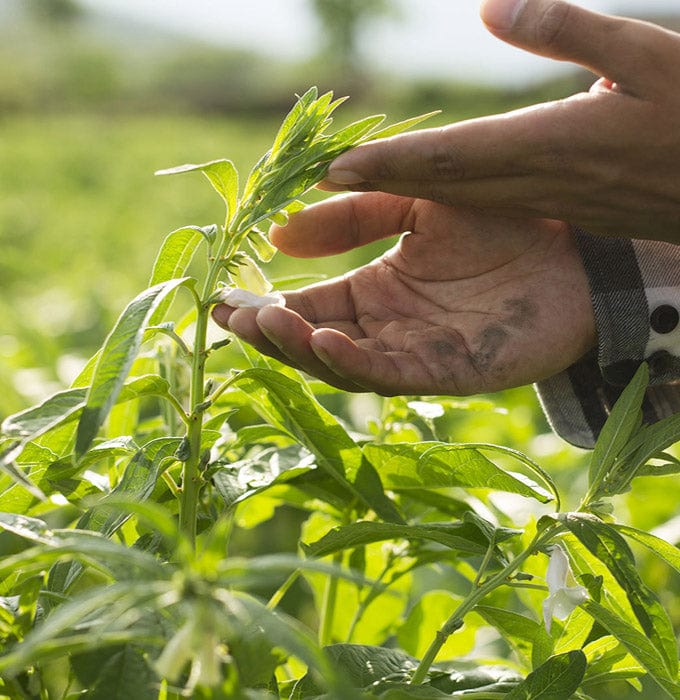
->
[535,229,680,449]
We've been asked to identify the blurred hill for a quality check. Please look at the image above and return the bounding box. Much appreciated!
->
[0,0,597,119]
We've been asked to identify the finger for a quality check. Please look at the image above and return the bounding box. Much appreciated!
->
[253,306,365,392]
[480,0,679,96]
[212,304,301,368]
[212,303,366,392]
[309,327,473,396]
[269,191,416,257]
[324,107,566,190]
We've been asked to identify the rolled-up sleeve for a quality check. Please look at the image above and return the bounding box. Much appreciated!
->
[535,229,680,448]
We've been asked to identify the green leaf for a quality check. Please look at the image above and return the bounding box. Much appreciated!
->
[74,644,158,700]
[0,512,56,544]
[329,114,386,149]
[269,86,319,158]
[232,369,402,523]
[211,446,314,509]
[155,159,238,221]
[246,227,277,262]
[148,225,207,322]
[0,581,168,676]
[75,279,190,459]
[504,651,586,700]
[476,606,553,669]
[360,111,441,142]
[363,442,552,503]
[581,635,644,690]
[583,599,680,699]
[615,524,680,576]
[302,520,499,559]
[48,438,181,594]
[563,513,678,678]
[2,387,87,440]
[293,644,418,697]
[614,413,680,487]
[2,376,171,459]
[0,454,45,502]
[427,666,522,695]
[588,362,648,495]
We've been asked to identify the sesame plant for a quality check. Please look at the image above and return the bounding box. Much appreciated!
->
[1,87,680,699]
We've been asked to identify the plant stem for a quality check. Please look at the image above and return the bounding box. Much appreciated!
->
[318,551,343,647]
[410,524,562,685]
[267,570,301,610]
[178,232,236,546]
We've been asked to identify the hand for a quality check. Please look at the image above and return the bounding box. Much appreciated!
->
[212,193,596,396]
[322,0,680,244]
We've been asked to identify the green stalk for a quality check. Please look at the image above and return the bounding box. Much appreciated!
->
[410,524,562,685]
[178,229,236,546]
[267,570,301,610]
[318,551,343,647]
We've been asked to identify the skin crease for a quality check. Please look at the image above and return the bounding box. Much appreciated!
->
[212,192,596,396]
[322,0,680,243]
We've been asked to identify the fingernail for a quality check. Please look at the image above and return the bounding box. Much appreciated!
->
[310,335,333,365]
[482,0,528,30]
[325,168,365,186]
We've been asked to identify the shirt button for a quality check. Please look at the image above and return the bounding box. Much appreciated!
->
[650,304,679,334]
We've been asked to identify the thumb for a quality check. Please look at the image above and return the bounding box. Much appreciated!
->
[480,0,673,96]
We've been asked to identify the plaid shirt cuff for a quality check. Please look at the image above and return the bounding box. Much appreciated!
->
[535,230,680,448]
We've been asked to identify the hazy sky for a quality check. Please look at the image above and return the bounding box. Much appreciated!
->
[79,0,680,85]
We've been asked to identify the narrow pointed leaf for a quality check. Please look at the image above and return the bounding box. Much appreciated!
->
[615,524,680,576]
[269,86,318,157]
[563,513,678,678]
[0,456,46,501]
[302,520,499,558]
[2,375,170,466]
[330,115,386,148]
[616,413,680,484]
[360,111,441,142]
[583,600,680,699]
[75,279,190,459]
[2,387,87,440]
[155,160,238,221]
[148,225,207,323]
[588,362,648,491]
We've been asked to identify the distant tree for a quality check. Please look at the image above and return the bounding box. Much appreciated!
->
[25,0,84,24]
[309,0,397,79]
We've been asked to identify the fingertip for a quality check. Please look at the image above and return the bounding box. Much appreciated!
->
[310,328,359,368]
[211,303,232,328]
[324,167,366,187]
[480,0,527,32]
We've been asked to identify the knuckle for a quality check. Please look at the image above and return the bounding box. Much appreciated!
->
[429,128,466,180]
[535,0,572,47]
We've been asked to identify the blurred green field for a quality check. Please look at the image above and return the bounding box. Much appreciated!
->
[0,110,407,416]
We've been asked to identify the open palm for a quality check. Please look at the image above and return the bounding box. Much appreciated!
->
[212,192,595,396]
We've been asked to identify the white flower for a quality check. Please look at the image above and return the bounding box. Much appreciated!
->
[218,287,285,309]
[542,545,589,632]
[407,400,445,420]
